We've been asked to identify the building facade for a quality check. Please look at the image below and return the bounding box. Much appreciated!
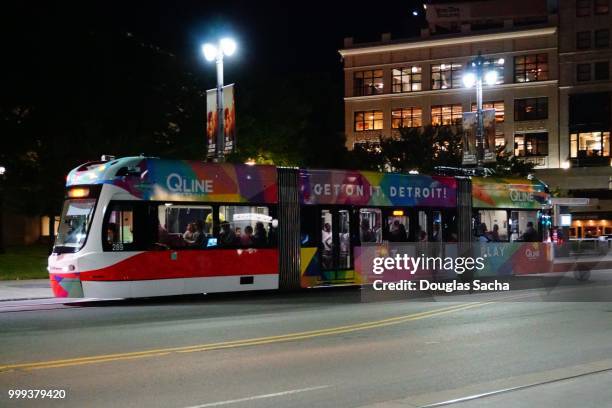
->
[339,0,611,235]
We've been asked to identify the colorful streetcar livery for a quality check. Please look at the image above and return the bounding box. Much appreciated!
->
[49,156,552,299]
[50,157,279,298]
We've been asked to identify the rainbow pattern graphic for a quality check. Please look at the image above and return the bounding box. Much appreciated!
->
[67,158,278,204]
[472,177,549,209]
[49,273,84,298]
[299,169,457,207]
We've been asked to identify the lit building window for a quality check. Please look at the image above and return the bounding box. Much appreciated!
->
[392,66,422,93]
[391,107,422,128]
[354,110,383,131]
[576,31,591,49]
[471,101,505,146]
[514,133,549,157]
[431,63,463,89]
[354,70,384,96]
[514,54,549,83]
[577,63,591,81]
[431,104,462,126]
[514,97,548,121]
[570,131,611,157]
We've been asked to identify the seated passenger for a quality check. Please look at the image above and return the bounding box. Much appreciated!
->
[219,221,238,246]
[190,220,205,247]
[106,223,118,245]
[241,225,254,246]
[268,220,279,246]
[520,221,539,242]
[183,223,196,243]
[360,219,376,243]
[389,221,407,242]
[253,222,267,246]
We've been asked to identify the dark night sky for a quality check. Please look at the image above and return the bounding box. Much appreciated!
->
[4,1,426,91]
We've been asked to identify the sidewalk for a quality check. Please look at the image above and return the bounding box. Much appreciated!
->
[0,279,53,301]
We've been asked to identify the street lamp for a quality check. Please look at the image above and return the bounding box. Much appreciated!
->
[463,52,499,168]
[202,37,237,162]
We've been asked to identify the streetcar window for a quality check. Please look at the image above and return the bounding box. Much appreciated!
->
[338,209,351,269]
[478,210,508,242]
[516,211,539,241]
[103,203,136,251]
[300,206,318,246]
[432,211,442,242]
[158,204,213,249]
[387,212,409,242]
[418,211,428,241]
[218,205,274,247]
[359,208,382,243]
[55,199,97,253]
[321,210,333,269]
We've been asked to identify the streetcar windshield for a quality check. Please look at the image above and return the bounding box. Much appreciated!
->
[54,199,97,253]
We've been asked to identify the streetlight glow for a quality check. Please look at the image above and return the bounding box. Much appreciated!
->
[462,72,476,88]
[220,38,237,56]
[484,70,498,86]
[202,43,218,61]
[202,37,237,162]
[0,166,5,176]
[463,52,500,169]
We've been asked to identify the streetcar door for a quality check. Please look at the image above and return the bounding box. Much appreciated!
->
[319,208,353,271]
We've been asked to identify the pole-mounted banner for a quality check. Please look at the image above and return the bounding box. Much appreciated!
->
[206,83,236,159]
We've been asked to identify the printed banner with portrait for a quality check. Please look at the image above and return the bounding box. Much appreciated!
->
[482,109,497,163]
[462,111,477,165]
[206,84,236,158]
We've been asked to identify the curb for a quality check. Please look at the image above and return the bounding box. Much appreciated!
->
[0,297,54,302]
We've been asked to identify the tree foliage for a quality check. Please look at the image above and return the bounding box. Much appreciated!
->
[343,125,536,177]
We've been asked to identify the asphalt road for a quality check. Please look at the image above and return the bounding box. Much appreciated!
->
[1,275,612,408]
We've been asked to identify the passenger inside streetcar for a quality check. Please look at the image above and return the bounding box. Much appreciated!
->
[241,225,254,246]
[219,221,238,246]
[253,222,267,246]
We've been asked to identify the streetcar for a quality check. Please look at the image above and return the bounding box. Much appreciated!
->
[48,156,551,298]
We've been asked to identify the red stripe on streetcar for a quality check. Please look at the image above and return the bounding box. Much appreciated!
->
[79,249,279,281]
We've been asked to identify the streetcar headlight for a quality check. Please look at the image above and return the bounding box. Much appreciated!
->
[68,187,90,198]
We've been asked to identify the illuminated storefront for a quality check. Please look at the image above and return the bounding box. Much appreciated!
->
[569,212,612,238]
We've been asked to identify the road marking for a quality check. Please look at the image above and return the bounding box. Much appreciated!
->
[420,366,612,407]
[0,302,486,373]
[183,385,329,408]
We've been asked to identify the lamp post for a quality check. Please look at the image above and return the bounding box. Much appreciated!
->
[0,166,6,254]
[463,52,499,169]
[202,38,237,163]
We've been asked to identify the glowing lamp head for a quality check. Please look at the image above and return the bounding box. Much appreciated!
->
[0,166,5,176]
[220,38,237,56]
[202,43,218,61]
[463,72,476,88]
[484,70,498,86]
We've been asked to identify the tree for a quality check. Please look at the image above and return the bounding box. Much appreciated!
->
[343,125,537,177]
[374,125,462,173]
